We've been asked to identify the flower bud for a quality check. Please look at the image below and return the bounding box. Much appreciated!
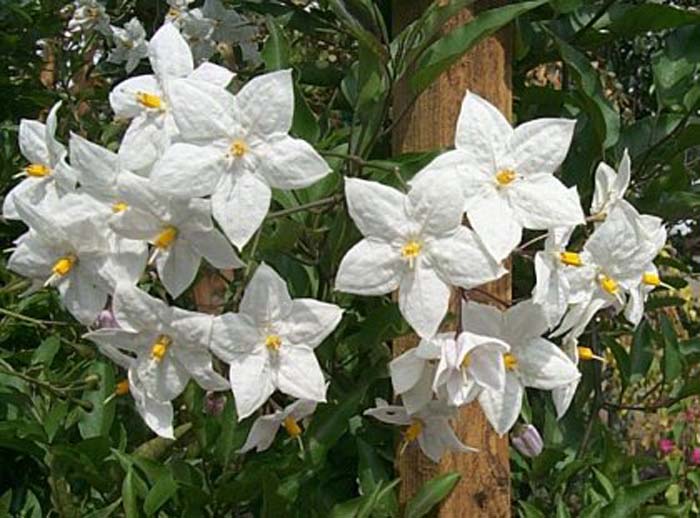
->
[658,438,675,455]
[511,424,543,458]
[689,447,700,465]
[204,391,226,417]
[95,308,119,329]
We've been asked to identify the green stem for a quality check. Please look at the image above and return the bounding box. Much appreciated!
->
[266,194,344,220]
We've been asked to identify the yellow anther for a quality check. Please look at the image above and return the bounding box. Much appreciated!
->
[404,419,423,443]
[577,346,605,363]
[265,334,282,351]
[52,256,76,277]
[115,379,129,396]
[559,251,583,267]
[495,169,517,186]
[599,275,619,295]
[136,91,164,110]
[25,163,51,177]
[642,273,660,287]
[504,353,518,371]
[229,139,248,157]
[461,354,471,369]
[283,416,302,438]
[153,226,178,249]
[401,240,422,260]
[112,201,128,213]
[150,335,172,362]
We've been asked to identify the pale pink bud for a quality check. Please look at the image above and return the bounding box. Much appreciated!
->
[511,424,543,458]
[95,309,119,329]
[204,391,226,417]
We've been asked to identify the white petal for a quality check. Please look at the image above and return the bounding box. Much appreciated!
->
[3,179,46,220]
[149,23,193,79]
[504,299,549,341]
[344,178,410,241]
[399,264,450,338]
[516,337,581,390]
[235,69,294,136]
[129,371,175,439]
[467,193,521,262]
[241,263,293,323]
[334,239,403,295]
[151,143,226,198]
[511,118,576,176]
[238,415,281,453]
[175,347,228,391]
[157,239,201,298]
[60,275,108,325]
[118,115,169,172]
[614,149,631,198]
[113,284,168,332]
[137,354,190,402]
[406,170,464,236]
[282,299,343,348]
[552,381,578,419]
[478,375,523,435]
[189,62,234,87]
[69,133,119,194]
[167,79,233,141]
[210,313,261,362]
[591,161,616,215]
[461,301,504,339]
[455,91,511,163]
[19,119,49,165]
[509,175,585,230]
[212,172,271,248]
[189,229,243,269]
[109,75,160,118]
[256,135,330,190]
[45,101,66,165]
[276,347,327,402]
[390,349,426,395]
[229,352,275,419]
[364,404,411,426]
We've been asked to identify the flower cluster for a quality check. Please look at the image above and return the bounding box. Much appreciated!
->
[4,13,668,461]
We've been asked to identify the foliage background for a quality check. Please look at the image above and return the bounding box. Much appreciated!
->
[1,0,700,516]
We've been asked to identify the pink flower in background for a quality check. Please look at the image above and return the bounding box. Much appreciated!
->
[689,447,700,465]
[658,438,675,455]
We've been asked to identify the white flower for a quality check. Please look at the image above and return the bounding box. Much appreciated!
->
[108,18,149,73]
[150,69,330,248]
[364,398,475,463]
[110,172,243,298]
[68,0,111,35]
[178,11,217,64]
[97,342,175,439]
[591,150,630,219]
[210,263,342,419]
[109,23,234,173]
[201,0,260,64]
[433,331,509,408]
[413,91,585,261]
[390,337,441,415]
[3,102,75,220]
[7,196,114,325]
[461,300,580,434]
[85,284,229,405]
[335,174,504,338]
[238,399,318,453]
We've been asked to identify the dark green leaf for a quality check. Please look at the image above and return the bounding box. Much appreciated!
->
[601,478,671,518]
[144,475,178,516]
[404,472,461,518]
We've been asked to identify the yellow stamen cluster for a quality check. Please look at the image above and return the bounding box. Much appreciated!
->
[150,335,173,362]
[154,226,178,249]
[642,273,660,287]
[461,354,471,369]
[495,169,517,186]
[559,251,583,267]
[52,256,76,277]
[112,201,128,213]
[25,163,51,177]
[115,379,130,396]
[599,275,619,295]
[401,240,422,262]
[404,419,423,443]
[504,353,518,371]
[136,91,164,110]
[283,416,302,437]
[229,139,248,158]
[265,334,282,351]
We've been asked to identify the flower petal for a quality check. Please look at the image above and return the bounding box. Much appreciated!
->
[212,172,271,248]
[276,347,327,402]
[109,75,160,119]
[467,192,522,262]
[407,170,464,236]
[167,79,234,141]
[478,375,523,435]
[241,263,293,324]
[335,239,403,295]
[281,299,343,349]
[238,415,281,453]
[344,177,410,241]
[210,313,261,362]
[151,143,226,198]
[455,91,511,163]
[188,62,235,87]
[19,119,49,165]
[516,337,580,390]
[229,352,275,419]
[255,135,330,190]
[157,239,201,298]
[399,264,450,338]
[189,228,244,269]
[509,175,585,230]
[113,284,169,333]
[235,69,293,136]
[511,118,576,177]
[149,23,193,79]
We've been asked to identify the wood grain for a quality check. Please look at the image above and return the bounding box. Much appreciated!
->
[392,1,512,516]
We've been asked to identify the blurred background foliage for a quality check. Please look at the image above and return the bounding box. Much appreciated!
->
[1,0,700,516]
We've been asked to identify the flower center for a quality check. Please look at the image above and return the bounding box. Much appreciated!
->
[559,251,583,267]
[283,416,302,437]
[461,354,471,369]
[265,334,282,351]
[150,335,173,362]
[401,240,422,268]
[229,139,248,158]
[112,201,128,213]
[25,163,51,177]
[495,169,517,186]
[153,226,178,249]
[642,273,660,287]
[599,274,619,295]
[404,419,423,442]
[136,91,164,110]
[115,379,130,396]
[504,353,518,371]
[52,255,76,277]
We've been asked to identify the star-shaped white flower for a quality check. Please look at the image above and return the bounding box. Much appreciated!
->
[433,330,509,408]
[201,0,260,64]
[413,91,585,261]
[85,284,228,405]
[364,398,475,463]
[461,300,580,435]
[108,18,149,73]
[591,150,630,219]
[109,23,234,173]
[68,0,111,35]
[238,398,318,453]
[390,336,441,415]
[110,172,243,298]
[210,263,343,419]
[3,102,75,220]
[335,174,504,338]
[150,69,330,248]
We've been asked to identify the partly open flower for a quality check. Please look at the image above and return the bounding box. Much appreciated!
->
[238,399,318,453]
[390,335,442,415]
[108,18,149,73]
[590,150,631,220]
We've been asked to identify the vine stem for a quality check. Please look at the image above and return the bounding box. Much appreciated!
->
[266,194,344,220]
[319,151,400,174]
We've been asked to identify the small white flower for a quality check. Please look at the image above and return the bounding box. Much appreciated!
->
[461,300,580,435]
[238,399,318,453]
[110,172,243,298]
[108,18,149,73]
[591,150,630,219]
[413,91,585,261]
[201,0,260,64]
[364,398,475,463]
[210,264,342,419]
[151,69,330,248]
[3,102,75,220]
[390,336,441,415]
[68,0,111,35]
[85,284,229,404]
[433,331,510,408]
[335,174,504,338]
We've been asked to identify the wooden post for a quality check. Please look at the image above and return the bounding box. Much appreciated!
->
[392,1,512,516]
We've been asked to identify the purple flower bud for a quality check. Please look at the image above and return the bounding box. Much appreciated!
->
[511,424,543,458]
[659,438,675,455]
[689,447,700,465]
[95,308,119,329]
[204,391,226,417]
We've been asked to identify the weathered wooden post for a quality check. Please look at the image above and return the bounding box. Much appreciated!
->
[392,1,512,516]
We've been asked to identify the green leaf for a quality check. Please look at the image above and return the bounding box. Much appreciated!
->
[601,478,671,518]
[78,360,115,439]
[122,468,140,518]
[660,315,683,381]
[520,501,547,518]
[143,475,178,516]
[591,467,615,501]
[629,320,654,381]
[410,0,547,94]
[83,499,123,518]
[328,0,388,63]
[262,18,290,71]
[30,335,60,367]
[404,472,461,518]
